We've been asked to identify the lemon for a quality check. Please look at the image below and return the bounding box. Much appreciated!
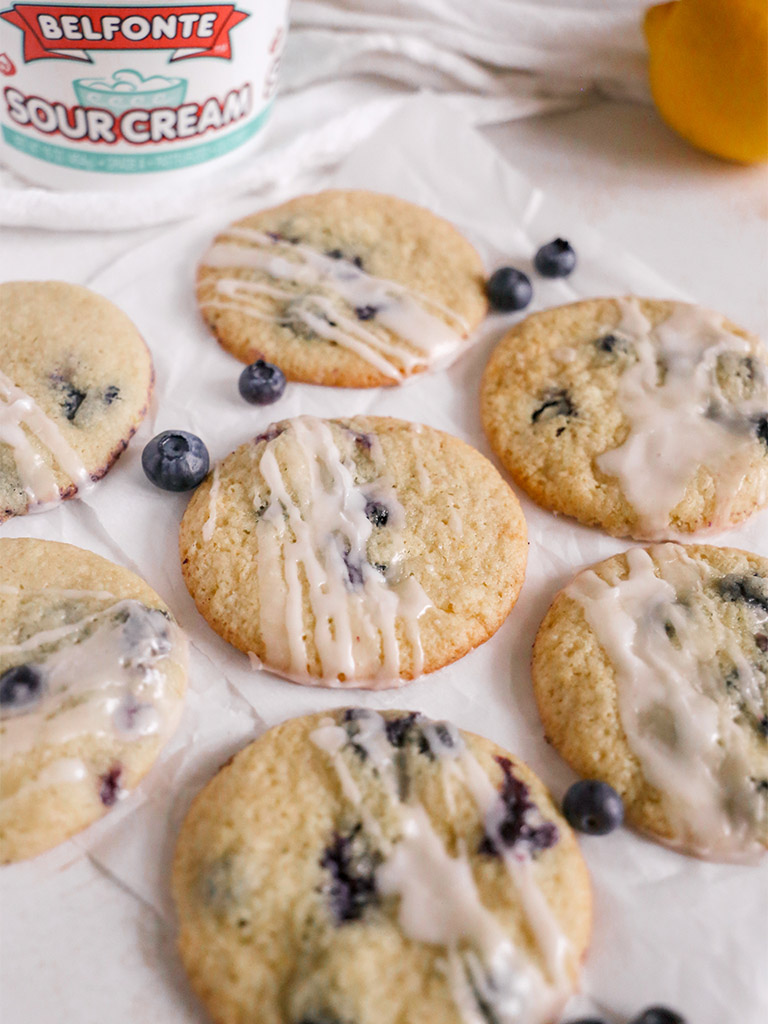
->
[644,0,768,163]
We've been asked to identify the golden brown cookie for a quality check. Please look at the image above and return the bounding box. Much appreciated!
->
[172,708,592,1024]
[179,415,527,688]
[196,189,488,387]
[532,542,768,862]
[0,281,154,520]
[481,297,768,540]
[0,538,188,863]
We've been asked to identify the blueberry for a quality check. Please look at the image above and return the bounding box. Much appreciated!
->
[630,1007,686,1024]
[341,549,365,588]
[594,332,629,355]
[238,359,287,405]
[531,388,576,425]
[99,765,122,806]
[342,707,368,723]
[352,431,373,451]
[320,827,379,923]
[384,712,421,749]
[122,605,172,662]
[355,305,378,321]
[479,756,559,856]
[486,267,533,312]
[59,382,87,421]
[201,855,239,913]
[141,430,209,491]
[103,385,120,404]
[716,574,768,614]
[326,249,364,269]
[433,723,455,749]
[564,1019,607,1024]
[364,500,389,528]
[562,780,624,835]
[534,238,577,278]
[254,424,284,444]
[0,664,44,713]
[756,416,768,449]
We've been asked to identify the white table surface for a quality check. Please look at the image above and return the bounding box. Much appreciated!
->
[1,84,767,1024]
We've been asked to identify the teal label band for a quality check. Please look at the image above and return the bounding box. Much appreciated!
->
[1,101,271,173]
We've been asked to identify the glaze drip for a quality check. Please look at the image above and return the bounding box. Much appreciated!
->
[596,299,768,539]
[201,228,470,381]
[0,599,186,774]
[567,544,768,861]
[253,417,431,686]
[310,710,572,1024]
[0,368,92,511]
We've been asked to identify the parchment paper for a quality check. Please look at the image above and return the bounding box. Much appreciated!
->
[1,93,766,1024]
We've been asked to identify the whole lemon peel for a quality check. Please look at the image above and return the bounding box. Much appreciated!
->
[645,0,768,164]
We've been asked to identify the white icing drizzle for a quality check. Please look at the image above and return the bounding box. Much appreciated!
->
[455,748,571,1005]
[202,464,221,542]
[0,368,92,511]
[0,599,186,765]
[567,543,768,862]
[205,282,416,380]
[310,710,572,1023]
[254,417,431,686]
[0,599,130,656]
[596,299,768,539]
[377,801,543,1023]
[200,228,470,381]
[310,717,389,848]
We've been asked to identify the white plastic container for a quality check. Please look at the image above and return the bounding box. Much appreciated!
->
[0,0,289,188]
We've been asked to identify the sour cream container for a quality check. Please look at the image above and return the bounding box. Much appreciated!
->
[0,0,289,188]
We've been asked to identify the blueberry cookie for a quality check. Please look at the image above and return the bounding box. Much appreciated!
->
[195,190,488,388]
[172,708,591,1024]
[0,538,188,863]
[532,542,768,862]
[179,415,527,688]
[0,281,154,520]
[480,297,768,540]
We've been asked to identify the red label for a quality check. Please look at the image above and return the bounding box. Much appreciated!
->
[0,4,249,63]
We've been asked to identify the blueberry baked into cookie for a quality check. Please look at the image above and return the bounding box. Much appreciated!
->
[532,542,768,863]
[0,280,154,520]
[481,297,768,540]
[179,415,527,687]
[0,539,188,863]
[195,189,488,387]
[172,708,591,1024]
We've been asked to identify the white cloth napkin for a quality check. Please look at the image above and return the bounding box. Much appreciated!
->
[285,0,652,111]
[0,0,652,229]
